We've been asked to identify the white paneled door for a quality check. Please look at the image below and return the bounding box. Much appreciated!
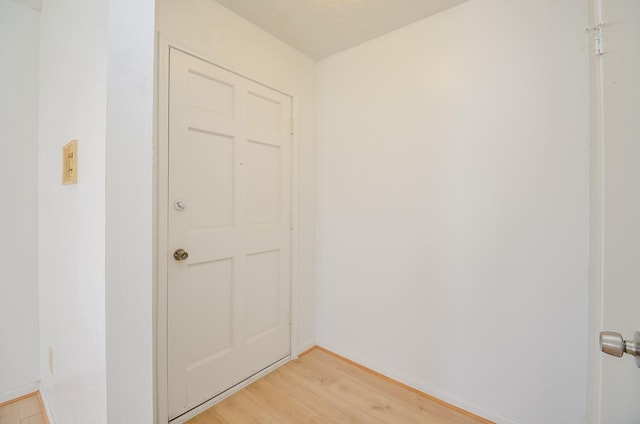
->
[167,48,292,420]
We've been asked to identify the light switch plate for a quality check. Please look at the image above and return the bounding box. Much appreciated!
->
[62,140,77,184]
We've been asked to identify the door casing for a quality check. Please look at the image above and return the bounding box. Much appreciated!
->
[587,0,640,421]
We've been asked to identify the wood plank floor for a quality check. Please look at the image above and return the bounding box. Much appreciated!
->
[0,392,48,424]
[186,347,491,424]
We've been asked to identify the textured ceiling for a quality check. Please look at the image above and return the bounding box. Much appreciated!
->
[214,0,470,60]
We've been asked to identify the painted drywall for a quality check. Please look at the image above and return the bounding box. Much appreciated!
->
[38,0,108,422]
[157,0,318,353]
[0,0,40,401]
[316,0,589,422]
[104,0,156,422]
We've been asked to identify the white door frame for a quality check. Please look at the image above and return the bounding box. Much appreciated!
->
[586,1,604,421]
[586,0,640,420]
[155,36,302,424]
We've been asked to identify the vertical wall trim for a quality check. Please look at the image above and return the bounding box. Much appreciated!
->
[586,0,604,422]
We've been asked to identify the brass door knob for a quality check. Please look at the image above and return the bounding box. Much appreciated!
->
[173,249,189,261]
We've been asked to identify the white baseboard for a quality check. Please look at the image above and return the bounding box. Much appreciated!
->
[0,382,40,404]
[415,381,520,424]
[315,344,518,424]
[38,386,56,424]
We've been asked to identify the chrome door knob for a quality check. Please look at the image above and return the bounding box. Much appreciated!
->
[173,249,189,261]
[600,331,640,367]
[600,332,625,357]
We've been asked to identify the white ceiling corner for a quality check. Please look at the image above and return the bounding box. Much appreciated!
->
[213,0,470,60]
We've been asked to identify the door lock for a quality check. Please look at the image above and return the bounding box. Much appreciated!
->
[173,249,189,261]
[600,331,640,367]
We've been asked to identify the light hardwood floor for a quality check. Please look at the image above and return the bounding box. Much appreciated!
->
[0,392,47,424]
[186,347,492,424]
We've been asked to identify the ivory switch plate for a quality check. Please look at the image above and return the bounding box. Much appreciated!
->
[62,140,77,184]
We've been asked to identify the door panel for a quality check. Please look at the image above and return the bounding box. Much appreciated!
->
[247,141,281,224]
[597,0,640,422]
[187,130,235,230]
[167,48,292,420]
[189,259,234,362]
[246,249,281,339]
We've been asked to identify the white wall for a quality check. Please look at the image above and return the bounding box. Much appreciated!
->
[316,0,589,423]
[156,0,318,353]
[0,0,40,401]
[38,0,109,422]
[105,0,156,422]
